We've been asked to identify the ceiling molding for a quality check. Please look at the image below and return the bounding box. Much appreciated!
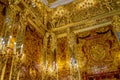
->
[56,21,112,38]
[52,9,120,32]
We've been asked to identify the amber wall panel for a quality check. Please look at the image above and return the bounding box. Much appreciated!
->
[76,26,120,75]
[57,37,70,80]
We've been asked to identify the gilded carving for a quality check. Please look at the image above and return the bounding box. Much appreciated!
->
[113,15,120,32]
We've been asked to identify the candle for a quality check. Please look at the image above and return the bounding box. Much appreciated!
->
[7,35,12,47]
[0,38,3,50]
[20,44,23,54]
[14,42,16,54]
[21,53,25,63]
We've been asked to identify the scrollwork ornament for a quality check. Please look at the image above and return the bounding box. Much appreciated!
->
[19,11,28,26]
[112,15,120,32]
[13,0,21,4]
[8,0,14,4]
[50,32,57,52]
[43,32,49,53]
[102,0,113,11]
[67,28,76,50]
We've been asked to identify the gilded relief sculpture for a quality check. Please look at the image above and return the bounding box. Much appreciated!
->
[43,32,57,80]
[67,28,81,80]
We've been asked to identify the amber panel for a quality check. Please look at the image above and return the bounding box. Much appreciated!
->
[76,25,120,77]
